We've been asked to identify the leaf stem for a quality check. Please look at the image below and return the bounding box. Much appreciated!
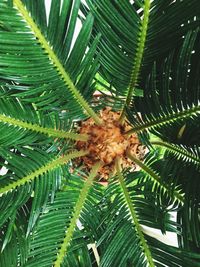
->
[0,114,88,141]
[126,151,184,204]
[116,158,155,267]
[126,104,200,136]
[54,161,102,267]
[120,0,151,122]
[0,150,88,195]
[151,141,200,167]
[13,0,102,125]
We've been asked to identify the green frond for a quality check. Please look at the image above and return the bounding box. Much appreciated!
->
[95,165,199,267]
[127,103,200,135]
[0,98,85,147]
[144,1,200,68]
[0,183,32,232]
[15,0,99,123]
[54,161,102,267]
[0,208,29,266]
[0,147,79,232]
[152,141,200,168]
[129,28,200,143]
[0,113,88,141]
[23,190,81,267]
[0,150,87,195]
[146,235,200,267]
[128,0,150,91]
[0,1,100,121]
[24,170,103,267]
[120,0,151,121]
[26,171,59,236]
[86,0,143,95]
[127,152,184,204]
[12,0,101,124]
[86,0,200,98]
[156,155,200,249]
[116,158,155,267]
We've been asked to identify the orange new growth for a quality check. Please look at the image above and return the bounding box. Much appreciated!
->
[76,107,146,179]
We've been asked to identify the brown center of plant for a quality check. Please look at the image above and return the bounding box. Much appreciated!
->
[76,107,146,180]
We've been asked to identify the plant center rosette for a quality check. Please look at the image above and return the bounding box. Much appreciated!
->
[76,107,146,180]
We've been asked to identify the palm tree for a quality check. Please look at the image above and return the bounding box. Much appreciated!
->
[0,0,200,266]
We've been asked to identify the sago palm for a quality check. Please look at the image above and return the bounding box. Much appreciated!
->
[0,0,200,266]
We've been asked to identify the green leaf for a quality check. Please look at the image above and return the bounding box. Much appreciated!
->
[0,205,31,266]
[0,1,101,123]
[130,28,200,141]
[25,167,102,267]
[152,141,200,169]
[95,167,199,267]
[86,0,200,98]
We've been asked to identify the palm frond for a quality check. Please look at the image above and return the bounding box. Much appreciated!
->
[0,148,87,238]
[127,103,200,136]
[24,165,102,267]
[152,141,200,169]
[0,1,101,122]
[0,208,29,266]
[0,149,87,195]
[0,148,55,231]
[127,152,184,204]
[86,0,200,102]
[86,0,145,95]
[24,191,91,267]
[145,235,200,267]
[0,98,88,150]
[0,113,87,142]
[116,158,155,267]
[127,28,200,141]
[95,166,199,267]
[158,155,200,249]
[54,162,101,267]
